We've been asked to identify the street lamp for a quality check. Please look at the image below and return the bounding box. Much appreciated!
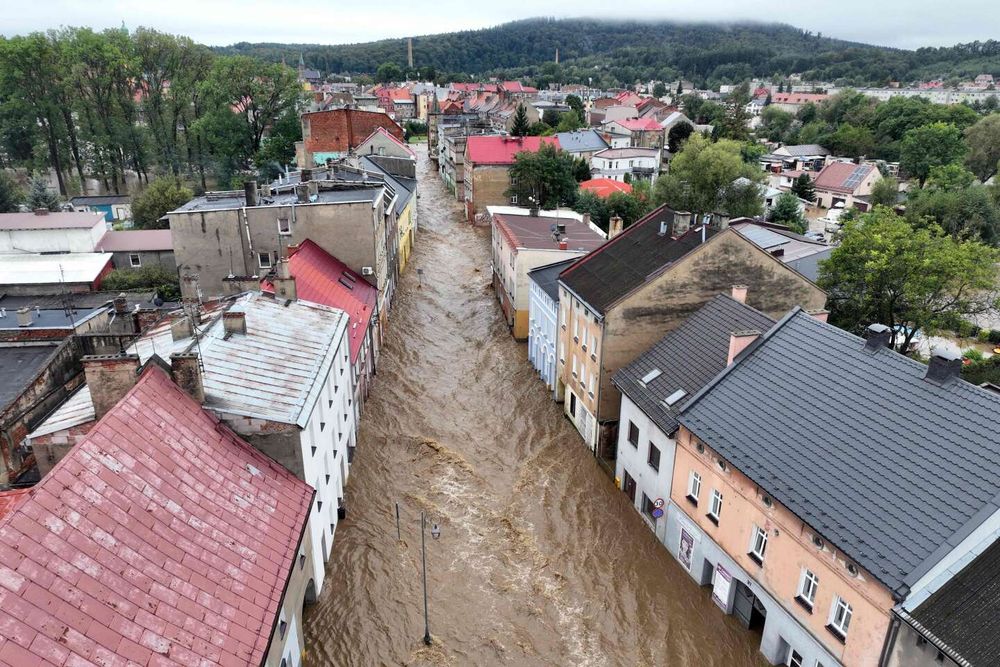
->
[420,511,440,646]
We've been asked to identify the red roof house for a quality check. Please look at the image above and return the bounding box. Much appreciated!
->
[579,178,633,198]
[0,365,314,666]
[465,135,560,166]
[299,108,404,166]
[812,161,881,208]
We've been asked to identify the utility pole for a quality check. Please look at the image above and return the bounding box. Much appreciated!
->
[420,511,431,646]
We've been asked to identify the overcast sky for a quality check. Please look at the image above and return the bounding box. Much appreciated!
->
[2,1,998,50]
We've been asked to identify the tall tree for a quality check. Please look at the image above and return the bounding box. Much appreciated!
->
[26,176,60,211]
[964,114,1000,182]
[510,104,530,137]
[132,177,193,229]
[900,122,967,187]
[869,175,899,208]
[505,143,578,209]
[769,192,807,233]
[790,173,816,202]
[667,121,694,153]
[906,165,1000,244]
[0,172,23,212]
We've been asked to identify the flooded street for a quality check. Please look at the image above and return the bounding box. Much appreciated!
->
[303,147,765,667]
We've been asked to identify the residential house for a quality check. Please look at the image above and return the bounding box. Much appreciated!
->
[668,311,1000,667]
[490,207,605,339]
[376,86,416,120]
[603,118,665,148]
[297,108,404,167]
[555,129,609,161]
[771,92,830,113]
[729,220,833,282]
[0,363,318,667]
[556,205,826,461]
[0,210,107,254]
[612,293,775,545]
[262,239,380,411]
[579,178,632,199]
[360,155,418,274]
[69,194,131,223]
[356,126,418,160]
[590,147,661,184]
[463,135,560,222]
[762,144,830,174]
[95,229,175,273]
[813,161,881,209]
[527,258,577,399]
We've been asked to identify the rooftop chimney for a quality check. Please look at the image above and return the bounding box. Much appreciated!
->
[672,211,692,237]
[223,311,247,336]
[925,347,962,386]
[863,323,893,353]
[244,180,259,207]
[170,352,204,403]
[295,184,309,204]
[609,215,624,239]
[300,168,312,183]
[113,294,128,314]
[558,239,569,250]
[170,316,193,341]
[807,309,830,323]
[727,330,760,366]
[730,285,748,304]
[272,259,297,300]
[83,354,140,420]
[33,208,49,216]
[16,307,32,328]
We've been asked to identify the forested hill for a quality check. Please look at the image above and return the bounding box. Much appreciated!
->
[216,18,1000,88]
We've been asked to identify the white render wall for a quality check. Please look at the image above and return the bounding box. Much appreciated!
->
[527,280,559,396]
[614,393,677,545]
[0,221,107,253]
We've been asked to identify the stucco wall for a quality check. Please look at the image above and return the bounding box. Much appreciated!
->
[469,165,514,221]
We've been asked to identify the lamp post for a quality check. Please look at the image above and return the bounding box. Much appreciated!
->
[420,511,441,646]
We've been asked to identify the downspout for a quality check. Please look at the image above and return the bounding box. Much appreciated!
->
[878,614,901,667]
[241,207,254,275]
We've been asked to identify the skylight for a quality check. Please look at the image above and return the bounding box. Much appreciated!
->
[640,369,662,385]
[663,389,688,406]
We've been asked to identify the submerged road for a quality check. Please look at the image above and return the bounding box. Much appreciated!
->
[303,146,765,666]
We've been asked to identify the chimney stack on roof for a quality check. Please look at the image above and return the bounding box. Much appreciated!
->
[170,316,193,341]
[727,330,760,366]
[609,215,624,239]
[863,323,893,353]
[113,294,128,314]
[83,354,140,420]
[170,352,204,403]
[295,184,309,204]
[807,308,830,323]
[558,239,569,250]
[272,259,297,301]
[223,311,247,336]
[672,211,691,238]
[243,180,259,207]
[730,285,748,304]
[33,208,49,216]
[300,168,312,183]
[925,347,962,386]
[16,307,32,328]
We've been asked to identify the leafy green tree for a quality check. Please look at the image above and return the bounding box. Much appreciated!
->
[717,82,751,141]
[758,107,794,142]
[652,82,667,98]
[607,190,653,229]
[555,111,584,133]
[511,104,530,137]
[505,143,578,209]
[0,172,23,212]
[132,177,193,229]
[572,189,608,228]
[722,179,764,218]
[790,174,816,202]
[900,122,967,187]
[819,208,1000,352]
[964,114,1000,182]
[527,121,550,136]
[255,107,302,179]
[565,94,585,123]
[101,265,181,300]
[769,191,807,233]
[542,109,561,127]
[906,166,1000,244]
[375,62,403,83]
[869,175,899,208]
[27,176,60,211]
[667,122,694,153]
[827,124,876,158]
[573,156,591,182]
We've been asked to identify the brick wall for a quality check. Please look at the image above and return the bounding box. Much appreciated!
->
[302,110,404,160]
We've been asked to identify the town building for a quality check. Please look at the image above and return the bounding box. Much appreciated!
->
[612,293,775,545]
[554,129,609,160]
[463,135,560,221]
[527,258,577,399]
[359,155,418,274]
[0,364,318,667]
[296,108,405,167]
[812,161,882,209]
[489,207,605,339]
[356,126,418,160]
[95,229,175,273]
[602,118,665,148]
[770,92,830,113]
[590,147,661,184]
[729,221,834,283]
[0,252,113,296]
[0,210,107,254]
[668,312,1000,667]
[556,205,826,462]
[69,193,132,222]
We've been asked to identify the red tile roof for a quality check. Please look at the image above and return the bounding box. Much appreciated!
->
[465,136,560,165]
[0,366,313,667]
[579,178,633,198]
[96,230,173,252]
[261,240,376,363]
[611,117,663,132]
[772,92,829,105]
[0,489,29,521]
[501,81,538,94]
[493,213,606,252]
[813,162,877,194]
[357,126,417,159]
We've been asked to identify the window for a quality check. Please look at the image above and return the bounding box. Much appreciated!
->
[128,253,141,268]
[258,252,272,269]
[828,597,852,640]
[749,525,767,564]
[299,552,306,568]
[647,443,661,472]
[320,422,326,432]
[279,619,287,639]
[510,194,518,204]
[686,471,701,505]
[278,217,291,235]
[787,650,803,667]
[708,489,723,524]
[797,569,819,610]
[628,421,639,447]
[642,493,657,520]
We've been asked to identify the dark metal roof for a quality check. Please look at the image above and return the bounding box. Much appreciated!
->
[528,258,578,302]
[910,538,1000,666]
[0,344,58,408]
[70,194,130,206]
[680,309,1000,593]
[614,295,774,436]
[558,205,717,314]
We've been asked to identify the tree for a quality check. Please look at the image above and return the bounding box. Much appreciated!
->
[101,265,181,300]
[722,179,765,218]
[132,177,193,229]
[717,82,751,141]
[255,107,302,179]
[964,114,1000,182]
[667,122,694,154]
[573,156,591,182]
[572,189,608,228]
[906,166,1000,244]
[818,208,1000,353]
[606,191,653,229]
[652,82,667,98]
[0,172,23,212]
[542,109,561,127]
[505,143,578,210]
[827,124,876,158]
[758,107,793,142]
[555,111,584,133]
[769,192,807,233]
[511,104,530,137]
[676,81,683,96]
[790,173,816,203]
[375,62,403,83]
[869,175,899,208]
[26,176,60,211]
[565,94,585,123]
[900,122,967,187]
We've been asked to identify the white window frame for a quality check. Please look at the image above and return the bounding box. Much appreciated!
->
[749,524,768,562]
[686,471,701,502]
[510,194,518,205]
[709,489,723,521]
[787,649,804,667]
[797,569,819,608]
[829,596,852,638]
[278,217,291,235]
[128,253,141,268]
[258,252,272,269]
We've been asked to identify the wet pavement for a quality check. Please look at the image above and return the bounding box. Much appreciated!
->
[303,146,766,667]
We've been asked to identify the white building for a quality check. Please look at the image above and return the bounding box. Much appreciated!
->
[527,258,576,398]
[590,147,661,183]
[0,210,107,253]
[611,293,775,545]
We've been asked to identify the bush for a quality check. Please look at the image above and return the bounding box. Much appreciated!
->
[132,177,194,229]
[101,266,180,301]
[961,355,1000,386]
[963,348,985,362]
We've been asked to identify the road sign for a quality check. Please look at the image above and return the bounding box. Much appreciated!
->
[653,497,665,509]
[652,507,664,519]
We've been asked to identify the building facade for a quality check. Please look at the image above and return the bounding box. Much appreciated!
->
[527,259,576,398]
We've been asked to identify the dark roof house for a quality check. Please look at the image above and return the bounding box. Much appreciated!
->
[527,258,578,302]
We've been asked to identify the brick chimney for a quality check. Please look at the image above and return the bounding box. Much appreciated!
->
[925,347,962,386]
[806,308,830,323]
[113,294,128,314]
[558,239,569,250]
[83,354,140,420]
[731,284,748,304]
[33,208,49,216]
[170,316,193,341]
[16,307,32,327]
[672,211,691,237]
[609,215,624,239]
[170,353,204,403]
[223,311,247,335]
[243,180,259,207]
[727,330,760,366]
[272,259,297,301]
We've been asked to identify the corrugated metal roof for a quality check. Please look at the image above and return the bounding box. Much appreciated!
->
[0,211,105,231]
[0,253,112,284]
[27,384,95,438]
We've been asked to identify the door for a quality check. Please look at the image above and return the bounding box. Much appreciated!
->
[569,392,577,418]
[622,470,637,504]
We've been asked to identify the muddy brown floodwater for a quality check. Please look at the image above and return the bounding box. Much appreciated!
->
[303,147,766,667]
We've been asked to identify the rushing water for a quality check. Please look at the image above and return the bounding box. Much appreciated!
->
[303,147,765,667]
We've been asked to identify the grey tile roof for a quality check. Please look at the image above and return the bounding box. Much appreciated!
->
[0,344,58,408]
[613,295,774,435]
[555,129,608,153]
[528,258,578,302]
[680,310,1000,594]
[910,538,1000,666]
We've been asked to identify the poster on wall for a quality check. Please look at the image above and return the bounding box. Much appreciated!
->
[712,564,732,611]
[679,528,694,571]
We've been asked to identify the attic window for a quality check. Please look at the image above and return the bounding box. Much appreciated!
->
[663,389,687,406]
[640,369,662,385]
[277,217,291,235]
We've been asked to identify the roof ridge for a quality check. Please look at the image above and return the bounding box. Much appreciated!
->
[559,202,673,279]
